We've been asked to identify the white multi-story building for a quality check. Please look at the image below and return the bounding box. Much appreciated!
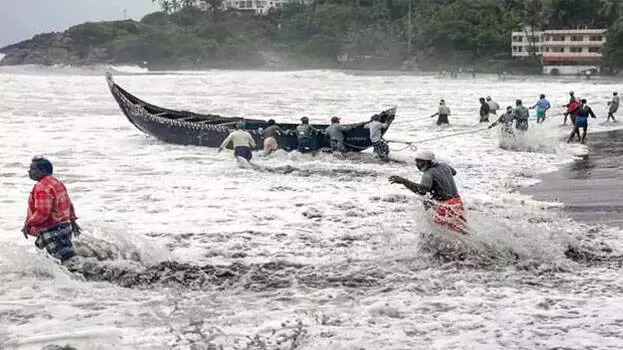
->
[511,28,607,75]
[198,0,310,15]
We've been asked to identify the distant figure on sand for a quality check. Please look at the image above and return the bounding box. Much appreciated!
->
[530,94,551,124]
[389,151,467,233]
[567,99,597,144]
[607,92,619,122]
[262,119,283,156]
[563,91,580,125]
[479,97,490,122]
[325,116,351,157]
[430,99,451,125]
[218,121,256,161]
[296,117,319,154]
[488,106,516,137]
[22,156,81,264]
[486,96,500,115]
[364,114,390,162]
[513,100,530,131]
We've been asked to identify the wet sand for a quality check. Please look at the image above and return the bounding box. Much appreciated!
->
[522,128,623,228]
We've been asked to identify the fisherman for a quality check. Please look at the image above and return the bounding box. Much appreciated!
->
[488,106,515,137]
[22,156,81,263]
[364,114,390,162]
[218,121,256,161]
[262,119,283,156]
[530,94,551,124]
[430,99,451,125]
[486,96,500,115]
[388,151,466,233]
[513,99,530,131]
[324,116,351,156]
[607,92,619,122]
[296,117,318,153]
[479,97,490,123]
[563,91,579,125]
[567,99,597,144]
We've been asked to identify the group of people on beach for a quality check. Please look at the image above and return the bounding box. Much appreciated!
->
[430,91,620,145]
[24,90,621,267]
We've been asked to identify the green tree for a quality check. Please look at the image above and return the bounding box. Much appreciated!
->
[603,18,623,71]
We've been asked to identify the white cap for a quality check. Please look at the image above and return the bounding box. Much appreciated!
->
[415,150,436,161]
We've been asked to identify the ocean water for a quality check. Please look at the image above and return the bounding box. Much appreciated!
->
[1,67,623,349]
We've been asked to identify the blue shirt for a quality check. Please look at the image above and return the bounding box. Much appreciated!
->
[535,98,551,111]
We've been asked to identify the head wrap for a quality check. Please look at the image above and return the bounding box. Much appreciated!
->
[415,150,435,161]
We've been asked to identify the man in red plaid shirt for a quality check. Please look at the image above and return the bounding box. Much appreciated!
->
[22,157,82,263]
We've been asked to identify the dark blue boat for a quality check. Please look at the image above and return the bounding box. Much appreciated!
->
[106,72,397,151]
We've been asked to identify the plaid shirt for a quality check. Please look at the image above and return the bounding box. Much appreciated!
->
[26,175,77,237]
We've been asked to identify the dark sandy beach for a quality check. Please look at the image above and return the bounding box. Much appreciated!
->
[522,128,623,228]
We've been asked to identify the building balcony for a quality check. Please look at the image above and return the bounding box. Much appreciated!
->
[542,41,605,46]
[543,29,606,35]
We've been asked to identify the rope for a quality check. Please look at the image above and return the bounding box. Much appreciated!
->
[388,143,418,152]
[407,127,490,144]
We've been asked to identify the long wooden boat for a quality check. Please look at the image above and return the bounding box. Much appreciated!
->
[105,72,396,151]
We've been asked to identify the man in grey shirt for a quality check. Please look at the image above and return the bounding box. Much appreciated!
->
[389,150,467,233]
[607,92,619,122]
[325,116,352,156]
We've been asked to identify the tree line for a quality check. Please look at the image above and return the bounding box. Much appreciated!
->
[60,0,623,70]
[146,0,623,70]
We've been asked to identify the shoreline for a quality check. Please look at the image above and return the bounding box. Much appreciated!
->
[521,128,623,228]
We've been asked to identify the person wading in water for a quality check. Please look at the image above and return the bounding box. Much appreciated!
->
[218,121,256,161]
[364,114,390,162]
[388,151,467,233]
[563,91,580,125]
[529,94,551,124]
[324,116,352,157]
[513,99,530,131]
[296,117,319,154]
[22,156,81,263]
[262,119,283,156]
[486,96,500,115]
[430,99,451,125]
[567,99,597,144]
[488,106,516,137]
[607,92,619,122]
[479,97,491,123]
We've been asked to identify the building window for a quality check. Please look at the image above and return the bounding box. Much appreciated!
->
[551,47,565,53]
[590,35,603,41]
[589,47,601,53]
[570,47,583,53]
[570,35,583,41]
[517,46,523,52]
[552,35,565,41]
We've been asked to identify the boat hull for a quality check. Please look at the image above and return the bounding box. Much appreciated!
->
[106,72,396,152]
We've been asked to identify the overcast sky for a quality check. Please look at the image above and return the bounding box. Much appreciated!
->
[0,0,159,47]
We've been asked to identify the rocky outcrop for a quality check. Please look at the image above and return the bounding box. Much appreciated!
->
[0,30,112,66]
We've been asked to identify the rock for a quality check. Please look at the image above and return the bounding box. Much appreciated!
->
[0,29,111,66]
